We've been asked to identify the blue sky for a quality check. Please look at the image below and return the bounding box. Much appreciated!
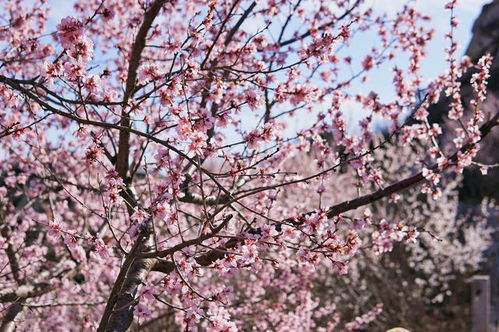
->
[41,0,491,140]
[233,0,492,136]
[45,0,488,82]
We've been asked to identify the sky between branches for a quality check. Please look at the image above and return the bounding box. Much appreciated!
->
[42,0,491,139]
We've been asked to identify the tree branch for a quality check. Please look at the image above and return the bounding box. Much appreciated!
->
[98,227,156,332]
[0,303,23,332]
[116,0,168,180]
[279,0,362,47]
[0,283,53,303]
[151,112,499,273]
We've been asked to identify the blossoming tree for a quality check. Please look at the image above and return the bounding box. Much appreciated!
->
[274,143,492,331]
[0,0,497,331]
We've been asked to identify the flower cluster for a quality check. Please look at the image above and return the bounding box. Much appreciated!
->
[103,169,124,207]
[56,16,84,49]
[470,53,493,102]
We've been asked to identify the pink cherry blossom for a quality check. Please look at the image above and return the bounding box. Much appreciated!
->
[57,16,84,49]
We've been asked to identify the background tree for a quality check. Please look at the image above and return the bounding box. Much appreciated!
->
[276,143,492,331]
